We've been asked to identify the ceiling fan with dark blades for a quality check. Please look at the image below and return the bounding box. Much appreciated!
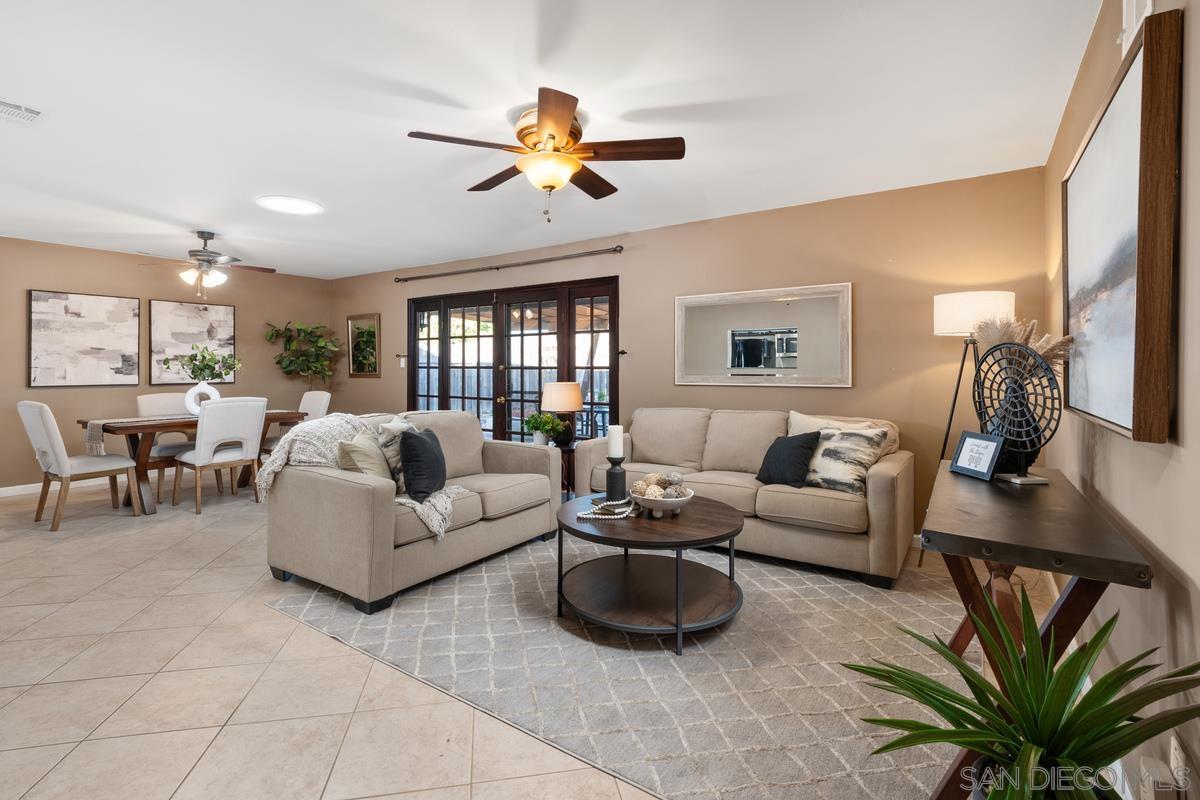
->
[142,231,276,299]
[409,87,684,216]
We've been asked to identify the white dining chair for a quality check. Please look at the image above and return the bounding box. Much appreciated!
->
[172,397,267,514]
[136,392,220,502]
[262,390,331,453]
[17,401,142,531]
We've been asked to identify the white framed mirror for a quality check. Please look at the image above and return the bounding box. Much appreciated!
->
[675,283,852,387]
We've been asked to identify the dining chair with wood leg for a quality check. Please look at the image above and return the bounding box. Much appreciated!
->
[135,392,196,503]
[172,397,267,514]
[17,401,142,531]
[261,390,330,454]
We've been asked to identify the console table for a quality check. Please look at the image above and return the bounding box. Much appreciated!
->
[920,461,1151,799]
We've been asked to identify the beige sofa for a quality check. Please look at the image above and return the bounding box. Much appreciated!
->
[267,411,561,613]
[575,408,914,587]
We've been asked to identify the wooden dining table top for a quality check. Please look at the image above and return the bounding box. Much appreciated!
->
[76,409,307,434]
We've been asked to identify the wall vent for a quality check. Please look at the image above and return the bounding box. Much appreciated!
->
[0,99,42,123]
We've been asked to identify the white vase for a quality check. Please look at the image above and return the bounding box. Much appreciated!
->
[184,380,221,415]
[532,431,549,446]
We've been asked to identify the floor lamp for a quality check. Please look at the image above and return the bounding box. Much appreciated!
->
[933,291,1016,460]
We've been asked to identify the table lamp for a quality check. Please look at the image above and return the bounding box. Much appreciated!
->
[933,291,1015,460]
[540,382,584,447]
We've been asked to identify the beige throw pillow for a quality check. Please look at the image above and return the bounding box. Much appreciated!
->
[788,411,899,456]
[337,433,393,483]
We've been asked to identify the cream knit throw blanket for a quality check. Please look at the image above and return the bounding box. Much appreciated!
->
[256,412,464,538]
[256,413,369,495]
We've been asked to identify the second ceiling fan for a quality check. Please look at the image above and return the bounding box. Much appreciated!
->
[409,87,684,211]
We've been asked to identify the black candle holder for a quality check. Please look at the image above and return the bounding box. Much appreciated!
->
[605,455,626,502]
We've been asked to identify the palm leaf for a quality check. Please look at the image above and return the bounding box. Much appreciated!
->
[1065,677,1200,758]
[1076,703,1200,765]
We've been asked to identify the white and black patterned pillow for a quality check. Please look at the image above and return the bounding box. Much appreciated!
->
[804,427,889,496]
[378,419,417,491]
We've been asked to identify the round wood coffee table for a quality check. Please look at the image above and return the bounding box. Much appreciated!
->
[555,494,744,654]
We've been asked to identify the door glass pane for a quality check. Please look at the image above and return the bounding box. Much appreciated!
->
[593,297,609,330]
[575,298,591,332]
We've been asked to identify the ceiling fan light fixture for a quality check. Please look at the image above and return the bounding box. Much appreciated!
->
[202,270,228,288]
[515,151,580,192]
[255,195,325,215]
[179,268,200,285]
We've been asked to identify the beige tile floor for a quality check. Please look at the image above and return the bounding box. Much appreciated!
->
[0,481,656,800]
[0,480,1057,799]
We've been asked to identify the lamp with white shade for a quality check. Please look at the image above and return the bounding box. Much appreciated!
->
[933,291,1015,460]
[539,382,584,447]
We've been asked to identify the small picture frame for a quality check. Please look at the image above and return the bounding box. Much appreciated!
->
[949,431,1005,481]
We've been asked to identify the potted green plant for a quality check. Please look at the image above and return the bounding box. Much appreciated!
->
[843,592,1200,798]
[523,411,565,446]
[265,322,340,387]
[160,344,243,414]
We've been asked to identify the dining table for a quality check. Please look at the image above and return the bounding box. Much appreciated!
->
[76,409,307,515]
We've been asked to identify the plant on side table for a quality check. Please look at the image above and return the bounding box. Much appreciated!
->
[161,344,243,414]
[523,411,565,446]
[265,322,340,387]
[844,592,1200,798]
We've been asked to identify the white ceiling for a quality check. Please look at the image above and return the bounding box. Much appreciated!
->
[0,0,1100,278]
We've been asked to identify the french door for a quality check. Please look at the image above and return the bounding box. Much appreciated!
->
[408,277,618,442]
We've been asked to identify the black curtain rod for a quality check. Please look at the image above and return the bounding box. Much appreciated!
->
[392,245,623,283]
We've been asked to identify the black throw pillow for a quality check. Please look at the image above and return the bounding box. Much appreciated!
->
[399,429,447,503]
[755,432,821,488]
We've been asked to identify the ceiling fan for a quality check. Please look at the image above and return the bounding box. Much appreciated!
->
[409,87,684,219]
[144,231,276,299]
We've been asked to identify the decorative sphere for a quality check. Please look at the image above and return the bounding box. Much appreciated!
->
[652,474,672,489]
[667,472,684,486]
[664,485,688,499]
[643,484,665,499]
[642,472,663,488]
[630,480,649,497]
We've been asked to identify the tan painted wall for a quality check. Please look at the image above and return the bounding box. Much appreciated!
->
[1,237,332,487]
[326,168,1048,521]
[1043,0,1200,756]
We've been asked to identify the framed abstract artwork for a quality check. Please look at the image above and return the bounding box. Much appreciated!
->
[149,299,237,384]
[27,290,140,387]
[1061,10,1182,443]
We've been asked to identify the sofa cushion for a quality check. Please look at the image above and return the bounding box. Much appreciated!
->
[394,490,482,546]
[755,432,821,488]
[399,429,447,503]
[454,473,551,520]
[630,408,711,471]
[337,433,393,482]
[788,411,899,456]
[401,410,484,478]
[590,462,697,493]
[755,483,869,533]
[683,471,762,516]
[702,410,787,473]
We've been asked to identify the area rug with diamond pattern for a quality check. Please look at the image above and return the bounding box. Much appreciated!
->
[271,536,975,800]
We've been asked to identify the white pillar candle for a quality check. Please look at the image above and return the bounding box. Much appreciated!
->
[607,425,624,459]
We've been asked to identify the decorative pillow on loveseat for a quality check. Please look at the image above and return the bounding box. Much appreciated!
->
[803,427,889,497]
[399,428,447,503]
[377,418,417,491]
[755,432,821,488]
[337,433,393,482]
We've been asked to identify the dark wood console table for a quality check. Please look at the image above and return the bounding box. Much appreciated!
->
[920,461,1151,800]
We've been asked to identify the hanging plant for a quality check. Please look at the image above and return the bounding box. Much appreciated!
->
[265,321,340,387]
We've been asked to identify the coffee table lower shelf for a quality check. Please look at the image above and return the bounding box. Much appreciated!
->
[559,554,743,654]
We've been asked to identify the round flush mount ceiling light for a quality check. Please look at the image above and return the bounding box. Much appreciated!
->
[255,195,325,215]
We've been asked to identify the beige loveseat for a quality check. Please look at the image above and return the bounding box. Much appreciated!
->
[575,408,914,588]
[267,411,561,613]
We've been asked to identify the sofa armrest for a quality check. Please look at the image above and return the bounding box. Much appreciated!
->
[865,451,916,580]
[266,466,396,603]
[573,434,630,496]
[481,440,562,516]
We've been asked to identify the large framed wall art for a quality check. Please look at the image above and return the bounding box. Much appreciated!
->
[150,299,237,384]
[27,290,140,387]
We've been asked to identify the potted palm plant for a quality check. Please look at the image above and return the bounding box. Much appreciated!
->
[844,592,1200,798]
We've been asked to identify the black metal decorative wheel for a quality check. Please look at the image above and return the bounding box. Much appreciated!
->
[973,343,1061,471]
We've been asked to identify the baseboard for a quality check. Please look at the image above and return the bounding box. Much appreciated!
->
[0,477,111,498]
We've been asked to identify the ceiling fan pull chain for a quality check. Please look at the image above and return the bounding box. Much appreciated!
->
[543,189,552,223]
